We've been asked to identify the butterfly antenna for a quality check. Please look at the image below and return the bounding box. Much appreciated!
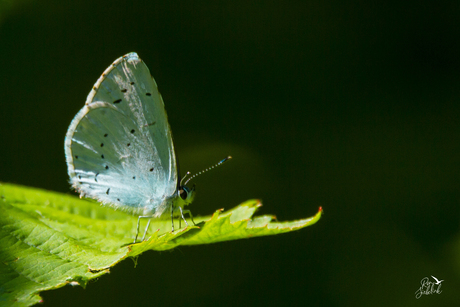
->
[184,156,232,185]
[180,172,191,186]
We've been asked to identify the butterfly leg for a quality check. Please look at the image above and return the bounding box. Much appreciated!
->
[141,219,151,241]
[182,209,196,225]
[178,206,192,229]
[134,215,153,243]
[171,205,175,232]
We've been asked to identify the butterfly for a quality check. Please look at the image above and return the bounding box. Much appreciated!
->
[64,52,230,243]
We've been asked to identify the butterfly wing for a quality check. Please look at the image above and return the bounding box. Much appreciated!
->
[64,52,177,216]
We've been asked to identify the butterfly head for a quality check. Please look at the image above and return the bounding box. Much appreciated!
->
[176,156,231,208]
[178,184,195,206]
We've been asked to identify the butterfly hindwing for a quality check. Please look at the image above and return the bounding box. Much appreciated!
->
[64,53,177,215]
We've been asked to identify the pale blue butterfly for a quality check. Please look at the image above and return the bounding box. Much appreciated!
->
[65,52,230,243]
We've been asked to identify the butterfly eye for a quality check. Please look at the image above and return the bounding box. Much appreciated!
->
[179,189,188,200]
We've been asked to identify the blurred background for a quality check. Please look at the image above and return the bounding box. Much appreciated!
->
[1,1,459,306]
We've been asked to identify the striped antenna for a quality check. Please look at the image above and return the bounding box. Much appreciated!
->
[184,156,232,186]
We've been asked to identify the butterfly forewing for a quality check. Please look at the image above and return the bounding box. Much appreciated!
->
[65,53,178,215]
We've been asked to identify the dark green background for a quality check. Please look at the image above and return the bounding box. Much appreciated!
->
[1,1,459,306]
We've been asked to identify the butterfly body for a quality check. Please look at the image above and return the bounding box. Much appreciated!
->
[65,53,194,226]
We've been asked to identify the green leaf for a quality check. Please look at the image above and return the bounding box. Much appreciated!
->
[0,182,322,306]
